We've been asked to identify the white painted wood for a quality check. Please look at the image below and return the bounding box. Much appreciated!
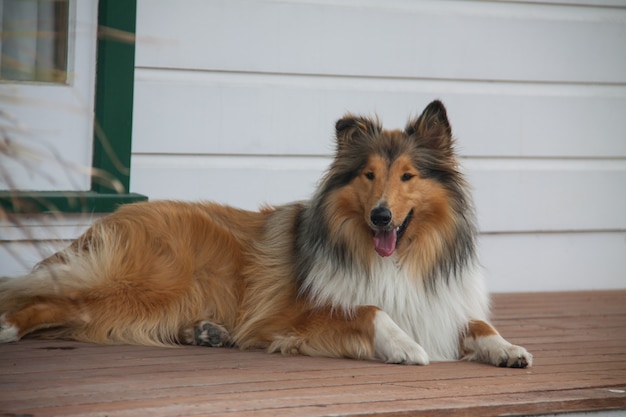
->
[130,154,626,233]
[1,214,102,241]
[136,0,626,83]
[465,158,626,233]
[516,0,626,6]
[129,0,626,292]
[0,240,71,277]
[5,0,626,294]
[0,214,100,276]
[129,154,328,208]
[479,232,626,293]
[0,0,98,191]
[133,69,626,157]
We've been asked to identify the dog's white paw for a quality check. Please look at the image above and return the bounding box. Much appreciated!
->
[0,315,19,343]
[373,311,429,365]
[466,334,533,368]
[495,342,533,368]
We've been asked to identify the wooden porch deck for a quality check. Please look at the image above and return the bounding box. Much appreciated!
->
[1,291,625,417]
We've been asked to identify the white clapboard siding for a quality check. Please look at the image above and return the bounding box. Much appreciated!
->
[130,155,328,208]
[4,0,625,294]
[129,0,626,293]
[465,158,626,233]
[130,154,626,234]
[0,214,102,277]
[132,70,626,158]
[1,241,72,277]
[479,232,626,293]
[135,0,626,83]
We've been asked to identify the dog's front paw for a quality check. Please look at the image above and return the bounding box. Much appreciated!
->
[380,339,430,365]
[466,334,533,368]
[495,343,533,368]
[373,311,429,365]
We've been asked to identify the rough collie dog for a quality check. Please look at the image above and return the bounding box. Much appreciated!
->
[0,101,532,368]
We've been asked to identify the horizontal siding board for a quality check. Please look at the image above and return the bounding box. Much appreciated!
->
[465,158,626,232]
[132,69,626,158]
[0,241,70,277]
[479,231,626,292]
[1,214,102,242]
[129,154,626,233]
[129,155,328,208]
[510,0,626,6]
[136,0,626,83]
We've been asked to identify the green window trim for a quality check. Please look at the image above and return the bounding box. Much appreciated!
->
[0,0,147,215]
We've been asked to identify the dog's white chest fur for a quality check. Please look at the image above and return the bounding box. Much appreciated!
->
[304,256,490,361]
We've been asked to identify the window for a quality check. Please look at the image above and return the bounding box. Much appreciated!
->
[1,0,69,83]
[0,0,146,214]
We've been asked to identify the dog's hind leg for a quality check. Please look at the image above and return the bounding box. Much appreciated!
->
[179,320,232,347]
[462,319,533,368]
[0,298,88,342]
[268,306,429,365]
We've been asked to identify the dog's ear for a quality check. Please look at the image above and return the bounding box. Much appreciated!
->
[405,100,453,150]
[335,115,381,151]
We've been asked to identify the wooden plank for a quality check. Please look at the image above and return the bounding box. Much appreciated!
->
[3,360,624,407]
[3,343,623,385]
[0,291,624,417]
[5,383,625,417]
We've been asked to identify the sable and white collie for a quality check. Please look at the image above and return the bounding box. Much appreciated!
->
[0,101,532,368]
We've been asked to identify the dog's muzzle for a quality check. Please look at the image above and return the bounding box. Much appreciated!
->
[370,208,414,257]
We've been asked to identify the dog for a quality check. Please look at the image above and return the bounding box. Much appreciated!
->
[0,100,532,367]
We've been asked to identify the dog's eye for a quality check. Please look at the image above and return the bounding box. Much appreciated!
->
[401,173,414,182]
[365,172,375,180]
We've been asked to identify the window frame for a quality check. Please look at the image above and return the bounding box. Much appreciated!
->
[0,0,147,214]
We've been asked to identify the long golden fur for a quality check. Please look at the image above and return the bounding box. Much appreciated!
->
[0,101,532,367]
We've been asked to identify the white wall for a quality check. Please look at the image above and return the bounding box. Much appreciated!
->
[3,0,625,292]
[129,0,626,292]
[0,214,102,277]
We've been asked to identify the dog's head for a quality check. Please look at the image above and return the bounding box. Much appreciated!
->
[320,100,471,261]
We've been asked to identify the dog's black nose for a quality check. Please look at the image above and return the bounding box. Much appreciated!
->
[370,207,392,227]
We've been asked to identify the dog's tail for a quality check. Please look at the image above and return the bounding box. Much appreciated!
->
[0,243,106,313]
[0,222,195,346]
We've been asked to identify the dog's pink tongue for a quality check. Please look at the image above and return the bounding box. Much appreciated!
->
[373,229,397,257]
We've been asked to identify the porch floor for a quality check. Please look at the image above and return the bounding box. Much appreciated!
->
[1,291,625,417]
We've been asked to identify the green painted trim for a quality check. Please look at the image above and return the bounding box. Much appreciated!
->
[0,0,147,215]
[0,191,146,214]
[92,0,137,194]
